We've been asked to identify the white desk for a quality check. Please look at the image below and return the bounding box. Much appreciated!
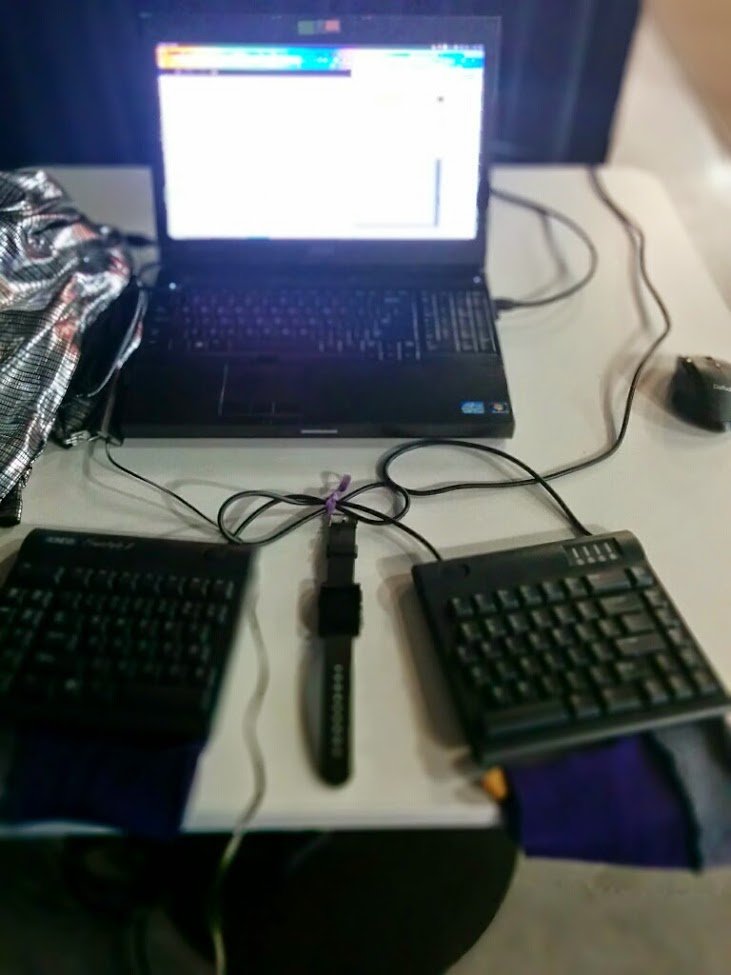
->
[3,166,731,833]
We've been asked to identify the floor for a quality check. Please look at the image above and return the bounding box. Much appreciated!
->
[2,8,731,975]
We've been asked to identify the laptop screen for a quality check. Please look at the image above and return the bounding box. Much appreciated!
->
[155,43,486,242]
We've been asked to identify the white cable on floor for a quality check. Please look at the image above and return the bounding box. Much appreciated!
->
[208,607,270,975]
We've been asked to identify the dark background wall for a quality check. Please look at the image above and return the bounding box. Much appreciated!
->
[0,0,640,168]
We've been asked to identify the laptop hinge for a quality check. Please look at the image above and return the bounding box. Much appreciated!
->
[165,263,486,289]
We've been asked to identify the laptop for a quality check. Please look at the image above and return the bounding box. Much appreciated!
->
[119,13,515,438]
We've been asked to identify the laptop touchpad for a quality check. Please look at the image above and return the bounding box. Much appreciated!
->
[220,362,305,420]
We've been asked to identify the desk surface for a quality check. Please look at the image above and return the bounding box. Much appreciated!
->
[3,165,731,833]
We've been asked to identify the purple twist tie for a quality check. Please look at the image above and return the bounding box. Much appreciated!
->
[325,474,352,518]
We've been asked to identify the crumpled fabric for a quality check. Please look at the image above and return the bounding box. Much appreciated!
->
[0,168,133,506]
[653,719,731,868]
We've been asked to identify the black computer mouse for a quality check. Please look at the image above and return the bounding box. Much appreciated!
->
[669,355,731,431]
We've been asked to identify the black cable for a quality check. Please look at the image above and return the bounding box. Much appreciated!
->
[216,483,441,559]
[103,440,442,560]
[491,185,599,312]
[102,168,667,556]
[380,167,673,497]
[377,440,592,537]
[103,439,218,530]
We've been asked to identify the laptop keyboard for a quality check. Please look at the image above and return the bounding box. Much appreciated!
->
[146,286,496,361]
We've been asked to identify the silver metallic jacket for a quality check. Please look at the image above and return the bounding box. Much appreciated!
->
[0,169,132,506]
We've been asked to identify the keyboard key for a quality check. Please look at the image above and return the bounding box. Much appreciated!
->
[614,660,648,683]
[667,675,694,701]
[576,600,600,622]
[654,653,679,676]
[507,612,530,635]
[12,562,65,587]
[574,622,598,643]
[513,680,540,703]
[678,647,704,670]
[517,585,543,608]
[42,629,80,654]
[553,604,578,625]
[448,597,474,621]
[484,618,507,640]
[590,665,613,688]
[477,640,500,661]
[527,631,551,653]
[493,660,518,682]
[530,609,553,629]
[488,686,514,709]
[186,577,211,600]
[550,626,575,649]
[503,635,526,656]
[472,593,496,615]
[616,633,666,656]
[601,686,642,714]
[484,700,569,737]
[628,566,654,588]
[212,579,235,602]
[655,607,678,628]
[518,656,542,678]
[467,664,490,689]
[543,651,564,672]
[570,693,601,720]
[539,675,560,697]
[205,604,230,627]
[160,576,184,598]
[586,570,631,594]
[621,612,655,635]
[598,618,622,639]
[642,678,670,707]
[644,589,667,610]
[692,670,720,697]
[567,646,591,667]
[18,608,44,629]
[565,671,590,693]
[564,577,588,599]
[588,640,615,664]
[541,581,565,604]
[496,589,520,611]
[27,589,54,610]
[666,627,688,649]
[600,594,643,616]
[455,645,477,667]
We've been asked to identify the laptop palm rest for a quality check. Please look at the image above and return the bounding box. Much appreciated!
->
[221,361,306,420]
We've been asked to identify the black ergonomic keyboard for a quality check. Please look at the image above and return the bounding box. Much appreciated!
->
[146,286,496,361]
[412,531,730,765]
[0,529,254,741]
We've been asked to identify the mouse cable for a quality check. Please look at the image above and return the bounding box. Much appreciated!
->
[379,167,673,498]
[491,184,600,313]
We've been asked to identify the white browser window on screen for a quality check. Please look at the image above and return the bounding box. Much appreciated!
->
[156,44,485,241]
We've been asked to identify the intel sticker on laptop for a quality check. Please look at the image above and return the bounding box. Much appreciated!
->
[461,401,510,416]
